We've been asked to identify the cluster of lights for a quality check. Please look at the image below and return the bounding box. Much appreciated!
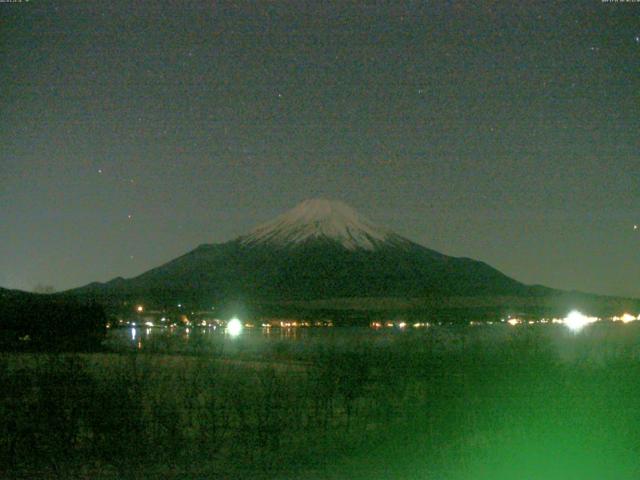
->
[502,316,537,326]
[123,316,231,330]
[371,321,431,329]
[505,311,599,331]
[503,311,639,332]
[612,313,639,324]
[261,320,333,328]
[278,320,312,328]
[121,305,639,338]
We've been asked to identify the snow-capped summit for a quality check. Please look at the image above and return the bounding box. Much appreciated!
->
[240,198,394,250]
[73,197,533,305]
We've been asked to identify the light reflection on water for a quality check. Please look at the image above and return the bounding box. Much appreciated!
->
[111,324,318,352]
[120,325,304,340]
[113,323,456,352]
[103,322,640,365]
[110,321,445,356]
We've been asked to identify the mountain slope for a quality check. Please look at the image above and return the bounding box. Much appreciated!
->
[72,198,532,304]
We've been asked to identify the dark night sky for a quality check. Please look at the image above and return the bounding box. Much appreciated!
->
[1,1,638,297]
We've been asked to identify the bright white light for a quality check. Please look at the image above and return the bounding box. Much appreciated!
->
[564,310,596,332]
[227,317,243,337]
[136,305,144,313]
[617,313,637,324]
[130,327,136,340]
[507,318,520,326]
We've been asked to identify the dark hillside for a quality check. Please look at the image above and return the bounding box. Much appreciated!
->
[0,288,107,351]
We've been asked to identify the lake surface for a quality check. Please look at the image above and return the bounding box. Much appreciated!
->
[106,324,396,355]
[104,320,640,363]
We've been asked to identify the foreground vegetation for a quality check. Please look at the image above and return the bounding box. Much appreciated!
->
[2,324,640,479]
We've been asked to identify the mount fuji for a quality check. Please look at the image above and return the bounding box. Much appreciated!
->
[72,199,544,311]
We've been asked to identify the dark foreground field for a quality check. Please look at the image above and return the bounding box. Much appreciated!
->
[2,324,640,479]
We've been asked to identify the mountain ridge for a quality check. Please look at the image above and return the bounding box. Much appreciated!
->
[69,199,530,303]
[64,199,639,317]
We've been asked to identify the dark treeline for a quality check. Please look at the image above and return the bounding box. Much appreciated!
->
[0,289,106,351]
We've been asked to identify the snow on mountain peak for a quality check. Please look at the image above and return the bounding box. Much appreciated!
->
[240,198,393,250]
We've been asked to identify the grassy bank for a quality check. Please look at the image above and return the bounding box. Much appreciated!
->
[2,324,640,479]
